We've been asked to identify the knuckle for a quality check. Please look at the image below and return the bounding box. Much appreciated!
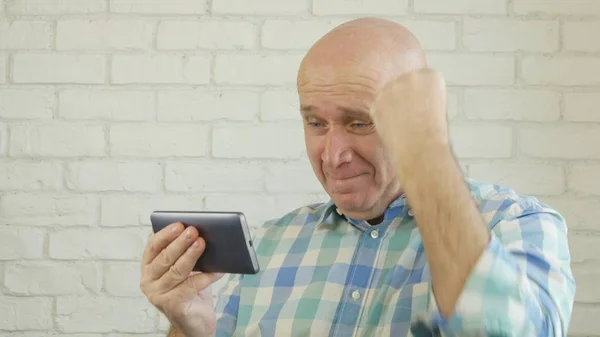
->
[169,263,185,280]
[148,236,160,255]
[159,249,174,267]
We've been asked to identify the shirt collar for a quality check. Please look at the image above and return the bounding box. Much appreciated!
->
[313,193,411,229]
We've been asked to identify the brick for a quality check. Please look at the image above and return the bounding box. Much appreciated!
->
[9,123,106,157]
[165,161,264,193]
[104,262,143,297]
[0,123,6,155]
[569,304,600,335]
[56,297,156,333]
[262,19,341,50]
[572,264,600,303]
[449,124,512,158]
[464,89,560,121]
[0,88,54,119]
[111,54,210,84]
[469,164,564,196]
[157,89,258,121]
[212,0,307,14]
[395,19,456,51]
[0,21,52,49]
[0,162,60,191]
[49,228,147,260]
[564,22,600,52]
[428,54,514,85]
[313,0,408,15]
[569,233,599,263]
[513,0,600,16]
[214,54,303,85]
[110,0,206,13]
[463,19,558,52]
[0,54,6,83]
[65,161,161,192]
[0,194,97,226]
[0,297,53,330]
[158,20,256,50]
[3,261,101,295]
[212,124,305,159]
[261,89,301,121]
[564,93,600,122]
[539,197,600,232]
[0,330,104,337]
[110,124,209,157]
[521,56,600,86]
[415,0,506,14]
[205,194,277,228]
[519,125,600,159]
[100,195,204,227]
[6,0,106,14]
[59,89,153,121]
[0,227,44,260]
[57,19,154,50]
[13,54,105,84]
[447,90,459,120]
[568,166,600,196]
[273,194,331,214]
[265,163,323,193]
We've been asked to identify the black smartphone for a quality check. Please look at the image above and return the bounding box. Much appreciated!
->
[150,211,260,275]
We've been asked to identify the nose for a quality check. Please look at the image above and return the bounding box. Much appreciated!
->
[322,128,353,168]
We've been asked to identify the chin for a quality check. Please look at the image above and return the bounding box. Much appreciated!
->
[330,190,375,214]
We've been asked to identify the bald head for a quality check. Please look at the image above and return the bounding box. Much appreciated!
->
[297,17,427,89]
[296,18,427,221]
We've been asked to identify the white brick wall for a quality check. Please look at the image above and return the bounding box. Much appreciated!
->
[0,1,598,335]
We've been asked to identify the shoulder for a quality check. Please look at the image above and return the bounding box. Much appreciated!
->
[465,177,566,229]
[249,200,333,239]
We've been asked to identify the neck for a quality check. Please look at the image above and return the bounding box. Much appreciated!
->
[341,180,404,225]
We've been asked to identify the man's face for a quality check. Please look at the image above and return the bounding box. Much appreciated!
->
[297,68,401,219]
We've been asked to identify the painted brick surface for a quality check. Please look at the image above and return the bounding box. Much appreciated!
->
[1,1,598,335]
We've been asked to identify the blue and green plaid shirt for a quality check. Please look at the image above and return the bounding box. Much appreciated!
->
[214,179,575,336]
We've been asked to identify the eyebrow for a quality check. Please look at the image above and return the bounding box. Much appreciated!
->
[300,105,372,120]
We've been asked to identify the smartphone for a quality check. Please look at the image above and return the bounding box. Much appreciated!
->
[150,211,260,275]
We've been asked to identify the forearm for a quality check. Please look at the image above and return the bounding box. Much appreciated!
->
[398,145,490,318]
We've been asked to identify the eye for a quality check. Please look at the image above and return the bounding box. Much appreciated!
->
[351,123,368,129]
[308,121,323,128]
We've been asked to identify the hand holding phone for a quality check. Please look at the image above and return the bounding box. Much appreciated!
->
[140,222,224,337]
[150,211,260,275]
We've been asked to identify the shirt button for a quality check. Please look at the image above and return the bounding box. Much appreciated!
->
[370,230,379,239]
[351,290,361,300]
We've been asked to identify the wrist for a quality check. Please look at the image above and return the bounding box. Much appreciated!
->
[394,141,453,179]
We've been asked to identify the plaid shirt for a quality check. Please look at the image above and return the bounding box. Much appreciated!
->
[214,179,575,336]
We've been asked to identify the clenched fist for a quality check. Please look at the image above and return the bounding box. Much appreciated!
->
[371,68,449,173]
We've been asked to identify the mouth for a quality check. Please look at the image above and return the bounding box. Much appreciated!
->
[327,173,366,181]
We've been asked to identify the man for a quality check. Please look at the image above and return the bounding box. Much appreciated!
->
[140,18,575,337]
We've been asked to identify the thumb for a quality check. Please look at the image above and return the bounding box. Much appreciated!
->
[184,272,225,294]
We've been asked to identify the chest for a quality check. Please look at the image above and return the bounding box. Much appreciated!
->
[233,224,432,337]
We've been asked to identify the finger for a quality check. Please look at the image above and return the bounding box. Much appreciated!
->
[141,222,184,268]
[155,236,207,291]
[147,226,200,282]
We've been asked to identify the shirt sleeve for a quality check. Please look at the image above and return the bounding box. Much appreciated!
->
[213,272,243,337]
[409,198,576,337]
